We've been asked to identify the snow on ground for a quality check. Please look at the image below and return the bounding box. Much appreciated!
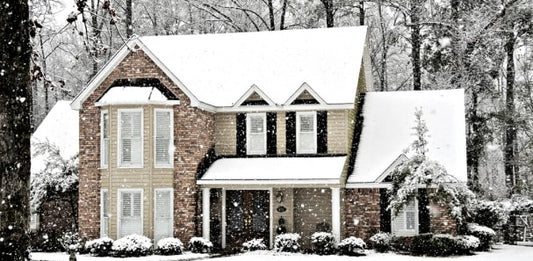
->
[31,244,533,261]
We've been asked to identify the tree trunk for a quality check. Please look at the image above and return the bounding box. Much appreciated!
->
[321,0,334,28]
[378,2,388,91]
[280,0,288,30]
[504,33,517,194]
[126,0,133,38]
[410,0,422,90]
[267,0,275,30]
[358,1,365,26]
[0,0,32,260]
[450,0,461,88]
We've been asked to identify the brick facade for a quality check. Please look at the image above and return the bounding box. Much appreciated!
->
[429,201,457,235]
[344,188,381,242]
[78,48,214,241]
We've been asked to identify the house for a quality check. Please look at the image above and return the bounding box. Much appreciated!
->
[71,26,466,250]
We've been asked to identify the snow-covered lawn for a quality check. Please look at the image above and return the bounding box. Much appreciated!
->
[30,244,533,261]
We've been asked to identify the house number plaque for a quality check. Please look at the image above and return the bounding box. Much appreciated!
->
[277,206,287,213]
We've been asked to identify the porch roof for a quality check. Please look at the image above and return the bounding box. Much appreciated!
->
[197,156,347,186]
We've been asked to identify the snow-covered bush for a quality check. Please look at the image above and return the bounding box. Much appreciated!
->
[187,237,213,253]
[455,235,480,254]
[242,238,267,252]
[112,234,153,257]
[274,233,301,253]
[393,233,481,256]
[59,231,80,253]
[310,232,336,255]
[467,223,495,251]
[84,237,114,256]
[338,236,366,256]
[156,237,184,255]
[470,200,508,228]
[369,232,392,252]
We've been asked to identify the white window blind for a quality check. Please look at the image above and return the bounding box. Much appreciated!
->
[100,111,109,168]
[119,190,143,237]
[100,190,109,237]
[297,112,316,153]
[247,114,266,155]
[392,200,418,236]
[119,110,142,167]
[154,189,173,243]
[155,110,172,167]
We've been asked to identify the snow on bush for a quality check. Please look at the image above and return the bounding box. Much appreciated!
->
[470,200,509,228]
[369,232,392,252]
[112,234,153,257]
[187,237,213,253]
[156,237,184,255]
[310,232,336,255]
[456,235,480,254]
[84,237,114,256]
[274,233,301,253]
[59,231,80,253]
[242,238,267,252]
[467,223,495,251]
[338,236,366,256]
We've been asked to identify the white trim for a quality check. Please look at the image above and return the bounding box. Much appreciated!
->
[216,103,354,113]
[100,110,109,169]
[117,188,144,238]
[197,179,340,186]
[117,108,144,168]
[234,84,276,107]
[284,82,327,105]
[154,188,174,242]
[221,189,226,249]
[202,188,211,240]
[269,187,273,249]
[153,108,174,168]
[100,189,109,237]
[95,100,180,107]
[331,187,341,244]
[246,113,267,155]
[345,183,392,189]
[374,154,409,183]
[296,111,317,154]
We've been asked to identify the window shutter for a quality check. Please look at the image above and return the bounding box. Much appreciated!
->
[154,189,173,242]
[317,111,328,154]
[120,111,142,167]
[418,189,430,233]
[285,112,296,154]
[236,113,247,156]
[119,191,142,237]
[155,110,172,166]
[380,189,391,233]
[267,112,277,154]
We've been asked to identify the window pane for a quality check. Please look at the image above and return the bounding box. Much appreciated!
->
[120,110,142,166]
[247,114,266,155]
[406,211,416,230]
[122,193,132,217]
[155,111,172,165]
[250,116,264,134]
[300,115,314,132]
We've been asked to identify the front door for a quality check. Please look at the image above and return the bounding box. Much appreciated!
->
[226,190,270,250]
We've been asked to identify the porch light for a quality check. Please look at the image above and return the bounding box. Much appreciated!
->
[276,191,284,203]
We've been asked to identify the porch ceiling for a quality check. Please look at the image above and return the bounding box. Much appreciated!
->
[197,156,347,187]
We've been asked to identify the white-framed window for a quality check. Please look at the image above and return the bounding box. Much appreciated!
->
[118,189,143,238]
[30,213,39,231]
[118,109,143,168]
[154,188,173,243]
[246,113,266,155]
[100,189,109,237]
[296,111,317,153]
[392,199,419,236]
[100,110,109,168]
[154,109,173,167]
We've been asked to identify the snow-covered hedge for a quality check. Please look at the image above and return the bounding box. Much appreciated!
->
[112,234,153,257]
[467,223,495,251]
[455,235,480,254]
[310,232,336,255]
[187,237,213,253]
[393,233,481,256]
[59,231,80,253]
[156,237,184,255]
[242,238,267,252]
[274,233,301,253]
[84,237,114,256]
[369,232,392,252]
[338,236,366,256]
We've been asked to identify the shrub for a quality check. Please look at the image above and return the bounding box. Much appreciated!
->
[59,231,80,253]
[369,232,392,252]
[429,234,459,256]
[467,223,495,251]
[274,233,301,253]
[338,236,366,256]
[410,233,434,255]
[84,237,114,256]
[242,238,267,252]
[112,234,153,257]
[310,232,336,255]
[391,235,413,253]
[392,233,481,256]
[455,235,480,255]
[188,237,213,253]
[157,237,184,255]
[470,200,508,228]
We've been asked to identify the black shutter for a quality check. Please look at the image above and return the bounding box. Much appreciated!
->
[236,113,246,156]
[317,111,328,154]
[418,188,430,233]
[285,112,296,154]
[380,188,391,233]
[267,112,277,155]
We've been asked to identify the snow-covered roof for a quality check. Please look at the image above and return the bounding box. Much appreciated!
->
[72,26,370,110]
[31,101,79,175]
[347,89,467,185]
[96,86,179,106]
[198,156,347,186]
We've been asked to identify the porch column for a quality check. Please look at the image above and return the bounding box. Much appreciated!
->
[331,187,341,244]
[202,188,210,240]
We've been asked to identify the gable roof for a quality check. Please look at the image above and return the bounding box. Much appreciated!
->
[347,89,467,185]
[71,26,369,110]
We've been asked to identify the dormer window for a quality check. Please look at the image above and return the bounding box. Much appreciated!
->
[296,111,317,154]
[246,113,266,155]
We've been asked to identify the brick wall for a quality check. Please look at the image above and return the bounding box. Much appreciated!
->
[344,188,381,242]
[429,201,457,235]
[78,48,214,241]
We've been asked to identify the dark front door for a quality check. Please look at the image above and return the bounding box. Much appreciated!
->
[226,190,270,250]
